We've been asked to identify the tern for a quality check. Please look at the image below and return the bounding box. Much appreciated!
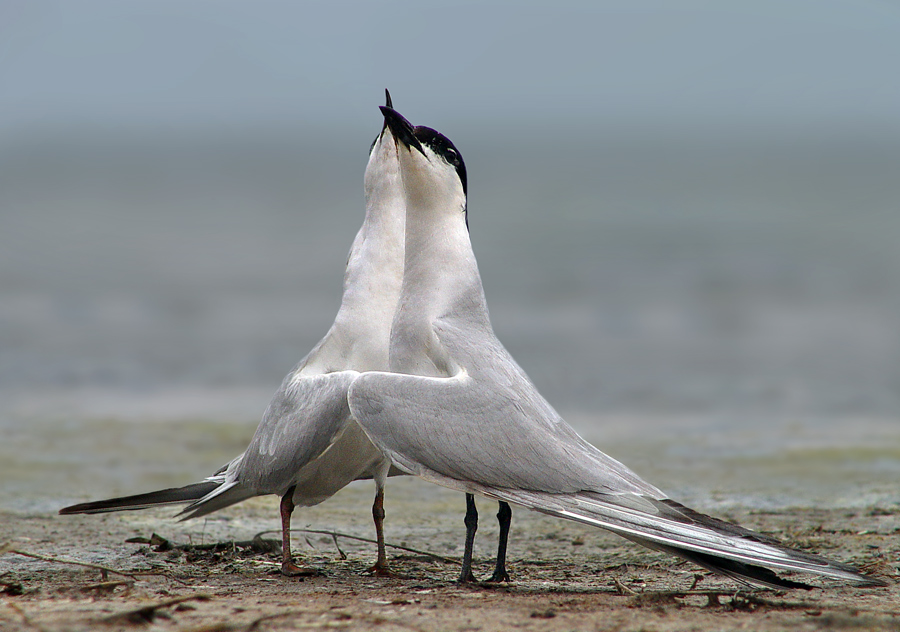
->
[347,105,886,589]
[60,91,405,577]
[59,93,514,582]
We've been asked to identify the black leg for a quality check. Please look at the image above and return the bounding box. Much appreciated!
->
[458,493,478,583]
[486,501,512,582]
[279,486,317,576]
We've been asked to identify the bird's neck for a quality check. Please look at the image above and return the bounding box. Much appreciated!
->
[390,205,490,376]
[306,187,406,374]
[341,194,407,316]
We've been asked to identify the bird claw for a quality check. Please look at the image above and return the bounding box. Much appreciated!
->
[365,561,399,578]
[281,560,320,577]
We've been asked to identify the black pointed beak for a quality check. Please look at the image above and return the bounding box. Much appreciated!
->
[380,105,426,156]
[380,89,394,134]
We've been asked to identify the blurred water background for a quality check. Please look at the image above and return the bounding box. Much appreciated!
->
[2,2,899,514]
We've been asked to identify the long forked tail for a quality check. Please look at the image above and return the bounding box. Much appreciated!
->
[59,480,222,515]
[482,488,887,589]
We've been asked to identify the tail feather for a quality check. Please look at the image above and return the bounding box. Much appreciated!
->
[176,481,256,521]
[481,488,886,588]
[59,481,220,515]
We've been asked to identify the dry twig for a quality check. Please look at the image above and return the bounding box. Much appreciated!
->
[256,528,461,566]
[100,594,211,624]
[0,546,188,585]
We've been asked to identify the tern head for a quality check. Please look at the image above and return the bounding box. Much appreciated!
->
[379,105,468,227]
[364,91,403,204]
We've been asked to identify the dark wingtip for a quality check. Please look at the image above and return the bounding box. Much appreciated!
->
[57,481,220,515]
[58,498,124,515]
[855,574,892,588]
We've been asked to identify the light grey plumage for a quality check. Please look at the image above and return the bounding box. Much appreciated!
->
[348,105,886,589]
[61,91,406,575]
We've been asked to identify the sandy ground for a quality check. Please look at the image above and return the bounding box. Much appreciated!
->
[1,478,898,632]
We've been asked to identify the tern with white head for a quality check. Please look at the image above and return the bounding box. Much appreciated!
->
[60,90,405,577]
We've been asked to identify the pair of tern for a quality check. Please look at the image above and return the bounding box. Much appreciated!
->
[61,92,885,589]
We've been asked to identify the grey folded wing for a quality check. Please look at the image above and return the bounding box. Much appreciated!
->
[346,353,881,587]
[238,369,360,495]
[346,365,661,498]
[346,369,882,586]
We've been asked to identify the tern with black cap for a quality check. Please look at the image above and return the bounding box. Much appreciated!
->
[349,103,887,589]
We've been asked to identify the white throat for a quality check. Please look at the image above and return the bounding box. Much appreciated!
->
[301,129,406,375]
[390,144,489,377]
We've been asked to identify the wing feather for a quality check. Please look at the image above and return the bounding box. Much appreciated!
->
[348,320,883,587]
[239,369,359,495]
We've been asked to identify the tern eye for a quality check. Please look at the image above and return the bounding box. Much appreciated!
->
[444,148,459,165]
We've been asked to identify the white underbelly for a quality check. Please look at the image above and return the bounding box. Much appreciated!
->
[289,421,385,507]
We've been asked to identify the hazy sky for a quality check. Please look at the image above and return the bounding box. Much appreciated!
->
[1,0,900,140]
